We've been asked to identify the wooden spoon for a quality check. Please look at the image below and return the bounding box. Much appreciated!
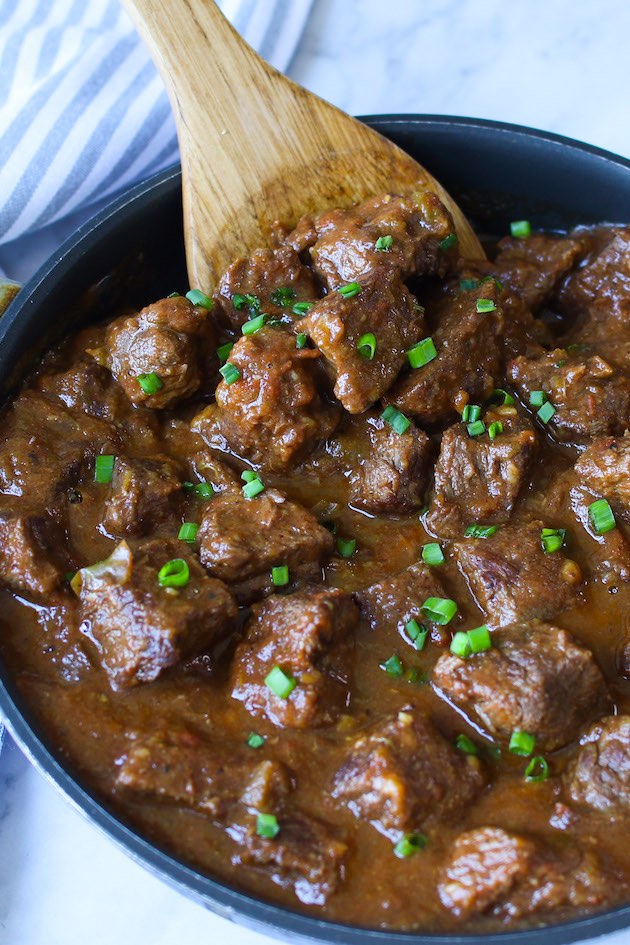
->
[124,0,484,289]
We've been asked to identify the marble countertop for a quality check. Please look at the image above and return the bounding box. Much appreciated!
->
[2,0,630,943]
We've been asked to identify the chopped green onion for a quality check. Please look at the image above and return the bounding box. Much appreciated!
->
[455,734,479,755]
[467,420,486,437]
[242,313,267,335]
[382,404,411,434]
[406,668,427,685]
[243,477,265,499]
[375,235,394,252]
[295,332,308,349]
[186,289,214,309]
[178,522,199,544]
[405,618,429,652]
[464,524,498,539]
[489,388,515,406]
[137,372,163,395]
[219,363,241,385]
[167,291,180,298]
[422,542,444,566]
[529,390,548,408]
[247,732,265,749]
[525,755,549,782]
[510,220,532,239]
[194,482,213,499]
[380,654,403,677]
[450,631,472,658]
[271,564,289,586]
[337,282,362,299]
[537,401,556,424]
[357,332,377,360]
[336,537,357,558]
[407,337,437,369]
[265,666,296,699]
[438,233,458,251]
[462,404,481,423]
[589,498,616,535]
[460,278,479,291]
[509,731,536,757]
[241,469,259,482]
[232,293,261,316]
[468,624,492,653]
[270,286,296,307]
[95,454,115,484]
[476,298,496,314]
[488,420,504,440]
[157,558,190,589]
[541,527,566,554]
[292,301,314,316]
[421,596,458,625]
[393,833,427,858]
[256,812,280,839]
[217,342,234,363]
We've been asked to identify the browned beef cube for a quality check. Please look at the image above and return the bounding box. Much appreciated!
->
[426,407,536,539]
[193,328,338,471]
[289,191,456,289]
[564,715,630,816]
[493,233,585,311]
[356,561,458,649]
[454,521,582,626]
[102,455,183,536]
[97,296,215,409]
[558,226,630,327]
[198,488,333,603]
[508,347,630,446]
[75,539,237,689]
[433,620,607,750]
[0,510,63,598]
[349,414,431,514]
[300,275,423,413]
[438,827,612,920]
[575,433,630,523]
[331,708,485,839]
[388,283,503,424]
[231,588,357,728]
[214,244,320,330]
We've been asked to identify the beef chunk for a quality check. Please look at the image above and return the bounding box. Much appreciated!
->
[289,190,456,289]
[102,455,183,536]
[198,488,332,603]
[231,588,357,728]
[575,433,630,523]
[508,347,630,446]
[74,539,237,689]
[0,509,63,598]
[37,358,147,425]
[564,715,630,816]
[191,450,241,494]
[454,521,583,626]
[426,407,536,539]
[356,561,458,649]
[300,275,423,413]
[493,233,585,311]
[558,226,630,327]
[388,282,503,424]
[348,414,431,514]
[193,328,338,471]
[331,708,485,839]
[96,296,215,409]
[214,244,320,330]
[438,827,612,920]
[433,620,607,750]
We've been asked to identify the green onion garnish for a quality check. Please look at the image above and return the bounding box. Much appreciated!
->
[406,668,427,685]
[265,666,296,699]
[421,596,458,625]
[488,420,503,440]
[336,537,357,558]
[271,564,289,586]
[525,755,549,782]
[375,235,393,252]
[357,332,377,360]
[186,289,214,309]
[337,281,362,299]
[537,401,556,424]
[541,527,566,554]
[241,470,259,482]
[242,477,265,499]
[232,293,261,316]
[295,332,308,349]
[405,618,429,652]
[464,524,498,539]
[476,298,496,314]
[509,731,536,757]
[157,558,190,589]
[455,734,479,755]
[510,220,531,239]
[589,498,616,535]
[382,405,411,434]
[462,404,481,423]
[529,390,548,408]
[380,654,404,677]
[422,542,444,566]
[467,419,486,437]
[489,388,515,406]
[167,291,180,298]
[95,454,115,484]
[407,337,437,369]
[460,278,479,291]
[137,372,163,395]
[270,286,296,307]
[438,233,458,251]
[242,313,267,335]
[256,812,280,838]
[451,625,492,658]
[178,522,199,544]
[450,631,472,658]
[220,363,241,385]
[194,482,213,499]
[292,301,314,316]
[217,342,234,363]
[393,833,427,858]
[247,732,265,749]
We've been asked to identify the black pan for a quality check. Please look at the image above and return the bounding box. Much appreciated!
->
[1,116,630,945]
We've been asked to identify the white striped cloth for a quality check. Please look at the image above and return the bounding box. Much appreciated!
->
[0,0,313,248]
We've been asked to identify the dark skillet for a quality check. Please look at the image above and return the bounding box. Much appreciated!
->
[1,116,630,945]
